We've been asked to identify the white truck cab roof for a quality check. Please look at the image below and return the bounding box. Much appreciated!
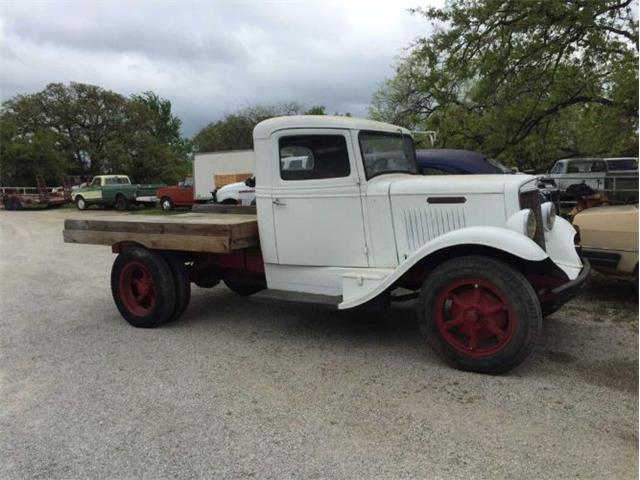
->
[253,115,412,139]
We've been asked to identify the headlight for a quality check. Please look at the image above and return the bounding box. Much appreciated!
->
[506,208,537,239]
[525,210,537,238]
[541,201,556,230]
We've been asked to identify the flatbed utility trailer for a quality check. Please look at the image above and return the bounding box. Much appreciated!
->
[63,115,589,374]
[2,175,69,210]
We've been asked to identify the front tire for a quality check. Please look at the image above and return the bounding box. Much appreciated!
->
[417,256,542,374]
[75,196,87,210]
[111,247,177,328]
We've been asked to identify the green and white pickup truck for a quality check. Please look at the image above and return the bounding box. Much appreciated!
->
[71,175,165,211]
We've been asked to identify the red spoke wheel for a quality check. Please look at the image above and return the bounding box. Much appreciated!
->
[119,261,157,316]
[418,256,542,374]
[436,279,515,357]
[111,247,177,328]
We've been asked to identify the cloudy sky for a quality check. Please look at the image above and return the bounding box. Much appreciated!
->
[0,0,441,137]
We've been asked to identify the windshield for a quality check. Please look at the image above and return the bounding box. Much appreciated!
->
[359,131,418,179]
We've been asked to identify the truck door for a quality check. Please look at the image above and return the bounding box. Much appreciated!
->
[271,129,368,267]
[84,177,103,202]
[178,178,194,204]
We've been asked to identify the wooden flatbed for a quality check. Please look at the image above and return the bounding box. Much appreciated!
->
[63,212,259,253]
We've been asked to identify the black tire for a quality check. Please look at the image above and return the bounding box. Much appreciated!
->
[111,247,177,328]
[160,197,174,212]
[221,198,238,205]
[9,196,23,210]
[223,275,265,296]
[162,253,191,321]
[417,256,542,374]
[115,194,129,211]
[75,196,87,210]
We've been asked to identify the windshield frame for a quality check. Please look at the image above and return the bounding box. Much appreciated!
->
[358,130,418,180]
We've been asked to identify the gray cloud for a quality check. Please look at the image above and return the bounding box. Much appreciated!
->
[0,1,440,136]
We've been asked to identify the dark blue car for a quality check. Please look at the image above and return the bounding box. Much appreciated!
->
[416,149,513,175]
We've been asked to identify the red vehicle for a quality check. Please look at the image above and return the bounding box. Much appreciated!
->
[156,177,194,211]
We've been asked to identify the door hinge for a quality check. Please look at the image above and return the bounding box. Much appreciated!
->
[362,244,369,257]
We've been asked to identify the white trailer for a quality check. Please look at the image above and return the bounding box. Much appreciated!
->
[193,150,255,200]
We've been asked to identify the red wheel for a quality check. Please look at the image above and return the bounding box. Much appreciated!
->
[118,261,157,316]
[111,247,177,328]
[435,278,516,357]
[418,256,541,374]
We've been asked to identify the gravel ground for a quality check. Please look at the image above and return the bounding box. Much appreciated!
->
[0,208,637,479]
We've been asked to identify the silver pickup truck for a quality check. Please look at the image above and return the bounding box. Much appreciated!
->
[541,157,638,198]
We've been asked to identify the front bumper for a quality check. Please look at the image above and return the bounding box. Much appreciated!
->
[544,259,591,310]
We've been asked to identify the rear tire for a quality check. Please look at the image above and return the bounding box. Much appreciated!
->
[417,256,542,374]
[162,253,191,321]
[160,197,174,211]
[115,194,129,211]
[223,275,265,296]
[75,196,87,210]
[111,247,177,328]
[220,198,238,205]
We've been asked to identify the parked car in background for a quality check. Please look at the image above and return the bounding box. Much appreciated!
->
[157,177,195,211]
[213,177,256,206]
[416,149,514,175]
[572,204,638,288]
[542,157,638,198]
[72,175,164,211]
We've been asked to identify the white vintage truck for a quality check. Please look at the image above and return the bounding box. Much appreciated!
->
[63,116,589,374]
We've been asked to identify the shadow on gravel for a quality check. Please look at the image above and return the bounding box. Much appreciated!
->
[170,287,430,363]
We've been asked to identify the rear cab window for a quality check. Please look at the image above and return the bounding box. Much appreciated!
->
[279,135,350,181]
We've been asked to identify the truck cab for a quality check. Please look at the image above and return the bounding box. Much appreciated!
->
[254,116,583,296]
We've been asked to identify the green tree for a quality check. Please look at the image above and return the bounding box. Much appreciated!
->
[0,118,65,186]
[370,0,638,170]
[0,82,191,185]
[193,102,334,152]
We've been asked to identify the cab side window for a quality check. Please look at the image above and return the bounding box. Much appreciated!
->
[279,135,350,181]
[91,177,101,187]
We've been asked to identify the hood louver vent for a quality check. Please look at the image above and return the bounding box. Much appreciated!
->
[402,206,466,252]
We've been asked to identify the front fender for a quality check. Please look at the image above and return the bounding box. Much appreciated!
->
[339,226,547,309]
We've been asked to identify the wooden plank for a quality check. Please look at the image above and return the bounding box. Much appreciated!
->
[64,212,258,240]
[63,229,243,253]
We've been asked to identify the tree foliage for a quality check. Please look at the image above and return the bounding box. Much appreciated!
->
[194,102,341,152]
[0,83,191,186]
[370,0,638,170]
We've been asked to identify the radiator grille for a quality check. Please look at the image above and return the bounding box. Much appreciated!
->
[402,206,466,252]
[519,190,545,250]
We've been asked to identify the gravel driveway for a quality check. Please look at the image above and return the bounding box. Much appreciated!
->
[1,208,637,479]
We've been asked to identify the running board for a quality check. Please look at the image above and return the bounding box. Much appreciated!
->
[252,289,341,309]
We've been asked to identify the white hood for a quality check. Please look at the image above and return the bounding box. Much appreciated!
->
[377,173,538,259]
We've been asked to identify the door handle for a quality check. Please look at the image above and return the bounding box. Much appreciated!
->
[273,198,286,206]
